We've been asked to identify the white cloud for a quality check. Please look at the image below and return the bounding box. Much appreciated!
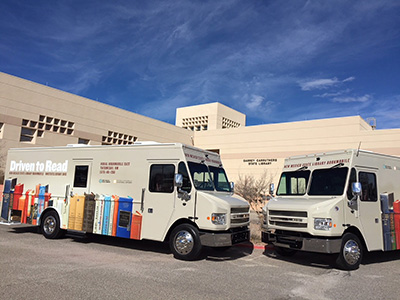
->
[314,89,351,98]
[246,95,265,110]
[299,78,340,91]
[299,76,356,91]
[343,76,356,82]
[332,94,372,103]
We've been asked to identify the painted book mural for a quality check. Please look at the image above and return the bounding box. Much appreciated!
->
[1,179,142,240]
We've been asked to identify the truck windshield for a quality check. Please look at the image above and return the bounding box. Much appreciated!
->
[277,170,310,195]
[308,167,349,196]
[187,162,231,192]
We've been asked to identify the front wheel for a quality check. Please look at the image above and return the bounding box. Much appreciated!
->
[41,210,64,239]
[169,224,203,260]
[336,233,363,270]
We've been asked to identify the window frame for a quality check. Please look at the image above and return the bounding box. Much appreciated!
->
[358,171,378,202]
[149,164,175,194]
[73,165,89,188]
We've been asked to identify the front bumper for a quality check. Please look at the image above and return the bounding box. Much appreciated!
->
[262,231,342,254]
[200,227,250,247]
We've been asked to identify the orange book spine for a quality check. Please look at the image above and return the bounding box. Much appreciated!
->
[130,211,142,240]
[19,195,27,224]
[112,195,119,236]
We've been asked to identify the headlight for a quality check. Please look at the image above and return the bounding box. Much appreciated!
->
[314,218,332,231]
[211,213,226,225]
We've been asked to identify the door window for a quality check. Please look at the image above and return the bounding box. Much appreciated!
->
[346,168,357,200]
[178,162,192,193]
[359,172,377,202]
[73,165,89,188]
[149,164,175,193]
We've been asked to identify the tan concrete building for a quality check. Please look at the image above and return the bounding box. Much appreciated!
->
[0,72,191,181]
[2,71,400,187]
[191,115,400,184]
[176,102,245,131]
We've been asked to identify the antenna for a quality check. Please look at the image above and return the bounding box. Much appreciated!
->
[356,141,361,157]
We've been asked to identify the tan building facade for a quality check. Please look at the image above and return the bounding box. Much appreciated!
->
[2,71,400,187]
[192,115,400,185]
[0,72,192,180]
[176,102,245,131]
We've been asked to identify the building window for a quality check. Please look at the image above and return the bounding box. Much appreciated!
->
[39,115,74,135]
[222,117,240,129]
[78,138,90,145]
[102,130,137,145]
[181,115,209,131]
[0,122,3,138]
[20,127,36,143]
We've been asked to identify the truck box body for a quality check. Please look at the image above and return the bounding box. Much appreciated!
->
[262,149,400,269]
[1,143,250,259]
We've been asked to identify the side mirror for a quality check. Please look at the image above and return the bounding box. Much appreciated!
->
[175,174,190,201]
[230,182,235,193]
[174,174,183,188]
[352,182,362,195]
[348,182,361,210]
[269,183,275,195]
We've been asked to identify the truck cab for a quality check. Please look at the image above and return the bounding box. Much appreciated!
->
[262,149,400,270]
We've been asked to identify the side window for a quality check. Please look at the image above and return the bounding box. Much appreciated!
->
[149,164,175,193]
[178,162,192,193]
[347,168,357,200]
[73,165,89,188]
[359,172,377,202]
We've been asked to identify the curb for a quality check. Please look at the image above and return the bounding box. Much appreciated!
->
[235,243,273,250]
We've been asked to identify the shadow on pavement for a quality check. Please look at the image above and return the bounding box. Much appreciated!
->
[263,245,336,269]
[9,225,252,261]
[263,243,400,269]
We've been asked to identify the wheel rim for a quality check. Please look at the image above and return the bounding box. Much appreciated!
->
[174,230,194,255]
[43,215,56,235]
[343,239,361,265]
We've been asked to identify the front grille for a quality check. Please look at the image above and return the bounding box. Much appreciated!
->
[231,206,250,224]
[269,210,307,217]
[231,207,249,214]
[268,210,308,228]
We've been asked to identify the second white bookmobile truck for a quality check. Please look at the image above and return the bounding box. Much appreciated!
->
[262,149,400,270]
[1,143,250,260]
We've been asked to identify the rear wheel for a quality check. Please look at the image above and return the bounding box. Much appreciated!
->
[336,233,363,270]
[41,210,65,239]
[169,224,202,260]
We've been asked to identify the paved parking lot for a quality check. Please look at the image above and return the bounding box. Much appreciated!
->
[1,224,400,299]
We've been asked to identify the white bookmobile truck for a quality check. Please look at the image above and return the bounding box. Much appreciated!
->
[262,149,400,270]
[1,143,250,260]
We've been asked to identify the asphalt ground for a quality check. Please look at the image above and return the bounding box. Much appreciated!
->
[1,224,400,300]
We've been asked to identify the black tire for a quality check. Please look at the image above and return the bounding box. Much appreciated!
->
[275,246,297,257]
[336,233,363,270]
[41,210,64,239]
[169,224,203,260]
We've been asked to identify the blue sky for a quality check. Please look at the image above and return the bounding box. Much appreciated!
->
[1,1,400,129]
